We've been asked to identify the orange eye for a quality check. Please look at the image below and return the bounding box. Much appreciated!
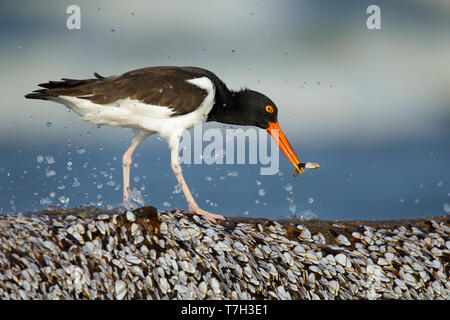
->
[265,105,274,114]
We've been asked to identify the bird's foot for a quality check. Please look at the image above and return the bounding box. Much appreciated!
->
[189,206,226,223]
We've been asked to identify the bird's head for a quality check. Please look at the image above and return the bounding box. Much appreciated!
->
[234,89,304,175]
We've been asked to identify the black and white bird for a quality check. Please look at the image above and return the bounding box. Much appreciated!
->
[26,66,317,223]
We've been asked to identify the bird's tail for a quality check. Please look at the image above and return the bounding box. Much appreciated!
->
[25,72,105,100]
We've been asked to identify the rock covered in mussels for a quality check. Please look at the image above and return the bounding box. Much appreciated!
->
[0,207,448,300]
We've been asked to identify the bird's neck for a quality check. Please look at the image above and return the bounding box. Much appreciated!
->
[207,89,249,126]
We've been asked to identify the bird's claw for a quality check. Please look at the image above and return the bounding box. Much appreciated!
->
[189,206,226,223]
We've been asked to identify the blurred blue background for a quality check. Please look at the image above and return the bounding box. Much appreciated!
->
[0,0,449,220]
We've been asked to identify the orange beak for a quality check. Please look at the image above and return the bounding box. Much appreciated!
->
[267,121,304,175]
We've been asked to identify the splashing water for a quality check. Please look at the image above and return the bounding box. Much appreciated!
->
[172,183,183,194]
[227,170,238,177]
[45,156,55,165]
[125,187,145,210]
[58,195,70,208]
[45,169,56,177]
[40,197,52,206]
[444,203,450,214]
[72,178,81,187]
[298,209,318,220]
[288,192,296,215]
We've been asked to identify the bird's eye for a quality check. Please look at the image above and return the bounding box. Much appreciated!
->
[265,105,274,114]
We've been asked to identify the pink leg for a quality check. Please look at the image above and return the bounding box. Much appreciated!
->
[170,144,225,223]
[122,130,151,207]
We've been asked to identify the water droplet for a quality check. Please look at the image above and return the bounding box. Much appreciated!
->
[46,122,52,128]
[244,210,249,215]
[231,49,236,55]
[173,183,182,194]
[127,188,145,206]
[76,147,86,155]
[39,197,52,206]
[49,192,56,198]
[299,209,318,220]
[36,155,44,163]
[256,178,261,186]
[97,183,103,189]
[45,169,56,177]
[72,178,81,187]
[284,183,293,192]
[255,199,260,204]
[205,176,212,181]
[134,176,140,183]
[227,170,238,177]
[437,181,443,187]
[159,88,164,94]
[308,197,314,204]
[46,156,55,165]
[258,188,266,196]
[58,195,70,207]
[443,203,450,213]
[111,29,116,33]
[163,201,171,207]
[289,201,296,215]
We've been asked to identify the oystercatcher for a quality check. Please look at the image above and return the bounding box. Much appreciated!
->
[26,66,317,223]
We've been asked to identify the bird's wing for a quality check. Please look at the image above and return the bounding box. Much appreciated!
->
[31,66,214,116]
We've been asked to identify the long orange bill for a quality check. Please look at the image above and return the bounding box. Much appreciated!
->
[267,121,304,175]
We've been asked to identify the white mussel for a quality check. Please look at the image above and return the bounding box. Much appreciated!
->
[305,162,320,170]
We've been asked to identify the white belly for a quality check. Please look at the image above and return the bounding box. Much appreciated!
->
[52,76,215,147]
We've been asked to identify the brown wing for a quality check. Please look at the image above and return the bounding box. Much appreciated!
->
[27,66,215,116]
